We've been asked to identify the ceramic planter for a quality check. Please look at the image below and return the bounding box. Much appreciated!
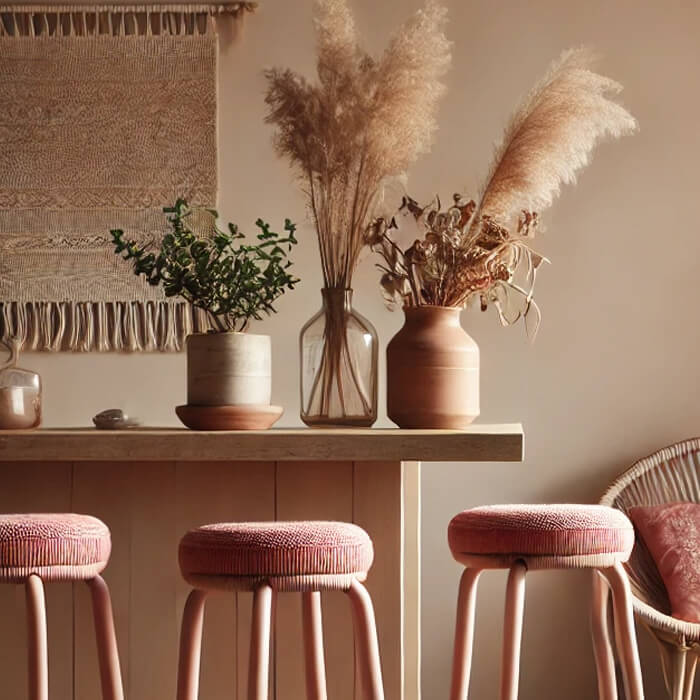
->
[186,331,271,406]
[386,306,479,429]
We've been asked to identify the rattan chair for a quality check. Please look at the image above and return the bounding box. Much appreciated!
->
[600,438,700,700]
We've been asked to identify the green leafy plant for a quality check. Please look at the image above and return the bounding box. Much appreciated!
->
[111,199,299,332]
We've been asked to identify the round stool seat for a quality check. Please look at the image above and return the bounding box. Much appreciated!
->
[448,504,634,569]
[179,520,374,591]
[0,513,111,582]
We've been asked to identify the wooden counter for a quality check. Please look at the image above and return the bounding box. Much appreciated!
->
[0,425,523,700]
[0,425,524,462]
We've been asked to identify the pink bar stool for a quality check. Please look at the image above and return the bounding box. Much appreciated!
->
[176,520,384,700]
[0,513,123,700]
[447,504,644,700]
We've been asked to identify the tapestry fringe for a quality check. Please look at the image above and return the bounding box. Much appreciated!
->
[0,301,213,352]
[0,3,257,37]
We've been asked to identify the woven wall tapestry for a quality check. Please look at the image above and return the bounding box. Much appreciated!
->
[0,3,255,351]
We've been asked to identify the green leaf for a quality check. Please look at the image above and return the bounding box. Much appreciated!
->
[110,199,299,327]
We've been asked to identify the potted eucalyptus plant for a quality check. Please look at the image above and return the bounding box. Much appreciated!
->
[111,200,298,429]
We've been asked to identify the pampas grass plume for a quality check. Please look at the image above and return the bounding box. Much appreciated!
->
[473,48,638,229]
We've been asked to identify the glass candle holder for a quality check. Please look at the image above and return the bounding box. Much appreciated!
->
[0,339,41,430]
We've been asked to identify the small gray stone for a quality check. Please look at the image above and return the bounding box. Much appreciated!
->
[93,409,140,430]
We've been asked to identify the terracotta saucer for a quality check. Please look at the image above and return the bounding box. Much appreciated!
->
[176,404,283,431]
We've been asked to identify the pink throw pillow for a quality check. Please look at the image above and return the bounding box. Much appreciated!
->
[628,502,700,623]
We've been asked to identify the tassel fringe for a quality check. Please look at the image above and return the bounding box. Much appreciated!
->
[0,3,257,37]
[0,301,212,352]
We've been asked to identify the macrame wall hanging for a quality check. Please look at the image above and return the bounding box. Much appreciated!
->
[0,3,256,351]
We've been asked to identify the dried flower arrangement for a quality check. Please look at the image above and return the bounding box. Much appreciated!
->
[264,0,451,288]
[368,194,545,334]
[264,0,451,424]
[369,48,638,335]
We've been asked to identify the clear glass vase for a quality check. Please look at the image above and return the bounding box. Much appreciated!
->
[300,288,378,427]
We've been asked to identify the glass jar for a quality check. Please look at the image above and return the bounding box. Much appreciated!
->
[300,288,378,427]
[0,338,41,429]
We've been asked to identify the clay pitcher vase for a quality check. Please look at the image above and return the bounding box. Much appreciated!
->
[386,306,479,429]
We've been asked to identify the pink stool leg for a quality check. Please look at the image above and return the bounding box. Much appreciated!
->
[683,652,698,700]
[302,591,328,700]
[500,561,527,700]
[248,584,273,700]
[347,579,385,700]
[600,563,644,700]
[449,568,482,700]
[87,576,125,700]
[672,648,687,700]
[176,589,208,700]
[591,570,618,700]
[25,574,48,700]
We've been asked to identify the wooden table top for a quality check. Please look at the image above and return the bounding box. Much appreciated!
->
[0,425,524,462]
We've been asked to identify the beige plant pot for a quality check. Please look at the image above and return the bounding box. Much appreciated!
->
[186,332,271,406]
[386,306,479,429]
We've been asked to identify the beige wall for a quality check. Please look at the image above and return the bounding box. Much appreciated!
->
[13,0,700,697]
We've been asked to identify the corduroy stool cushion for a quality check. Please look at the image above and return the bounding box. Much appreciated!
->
[179,521,374,591]
[0,513,111,582]
[448,504,635,570]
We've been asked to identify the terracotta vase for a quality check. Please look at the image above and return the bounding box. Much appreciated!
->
[386,306,479,429]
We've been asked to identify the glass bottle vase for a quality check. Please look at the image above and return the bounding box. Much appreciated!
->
[300,288,378,427]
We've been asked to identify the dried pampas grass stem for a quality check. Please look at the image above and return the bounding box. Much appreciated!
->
[470,47,638,236]
[264,0,451,288]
